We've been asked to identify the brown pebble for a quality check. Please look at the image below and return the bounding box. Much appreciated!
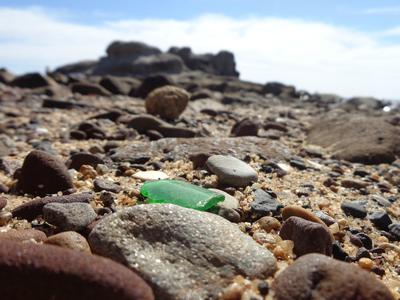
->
[0,240,154,300]
[256,216,281,232]
[279,216,333,257]
[0,196,7,210]
[341,178,369,189]
[282,205,326,225]
[15,150,73,196]
[273,253,394,300]
[45,231,91,253]
[0,211,12,226]
[0,229,47,243]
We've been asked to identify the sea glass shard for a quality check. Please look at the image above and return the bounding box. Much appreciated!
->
[140,179,224,211]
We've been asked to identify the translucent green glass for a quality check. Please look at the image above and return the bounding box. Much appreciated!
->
[140,180,224,211]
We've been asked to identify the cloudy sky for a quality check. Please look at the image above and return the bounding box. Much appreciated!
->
[1,0,400,99]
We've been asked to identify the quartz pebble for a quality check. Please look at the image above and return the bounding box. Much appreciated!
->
[133,170,169,181]
[206,155,258,187]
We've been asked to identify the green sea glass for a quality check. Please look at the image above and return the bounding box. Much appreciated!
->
[140,179,224,211]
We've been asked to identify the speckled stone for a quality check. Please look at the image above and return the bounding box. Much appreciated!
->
[89,204,276,300]
[206,155,258,187]
[43,202,97,231]
[0,240,154,300]
[273,253,394,300]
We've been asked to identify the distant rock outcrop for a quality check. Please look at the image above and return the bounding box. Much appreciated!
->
[53,41,240,78]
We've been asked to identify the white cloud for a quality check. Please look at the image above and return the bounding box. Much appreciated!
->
[0,7,400,99]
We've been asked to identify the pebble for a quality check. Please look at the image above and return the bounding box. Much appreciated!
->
[279,216,333,256]
[209,188,239,210]
[369,211,392,230]
[341,201,367,218]
[314,211,336,226]
[16,150,73,196]
[206,155,258,187]
[250,189,283,217]
[272,253,394,300]
[93,178,122,193]
[45,231,91,253]
[371,194,392,207]
[0,240,154,300]
[255,216,281,232]
[217,207,241,223]
[43,202,97,231]
[0,211,12,226]
[341,178,369,189]
[230,118,259,136]
[145,85,189,120]
[388,223,400,240]
[133,170,169,181]
[0,229,47,243]
[12,193,94,221]
[282,205,326,225]
[0,196,7,210]
[66,152,104,170]
[89,204,276,300]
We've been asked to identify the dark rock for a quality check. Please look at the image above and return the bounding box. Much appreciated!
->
[264,121,288,132]
[69,130,87,140]
[42,99,86,109]
[90,111,123,122]
[354,168,369,177]
[369,211,392,230]
[341,201,367,218]
[76,122,107,139]
[262,82,296,97]
[354,233,373,249]
[341,178,369,189]
[10,72,53,89]
[217,207,241,223]
[99,76,131,95]
[371,195,392,207]
[132,74,172,98]
[272,253,394,300]
[279,216,333,257]
[314,211,336,226]
[53,60,97,75]
[355,247,371,260]
[250,189,283,217]
[43,202,97,231]
[12,193,93,221]
[0,240,154,300]
[127,114,167,134]
[332,241,349,261]
[145,130,163,141]
[66,152,104,170]
[93,179,122,193]
[289,158,307,170]
[70,82,111,96]
[189,152,210,169]
[231,118,259,137]
[16,150,73,196]
[388,223,400,240]
[307,115,400,164]
[157,126,196,138]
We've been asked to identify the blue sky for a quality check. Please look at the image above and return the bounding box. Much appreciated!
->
[1,1,400,99]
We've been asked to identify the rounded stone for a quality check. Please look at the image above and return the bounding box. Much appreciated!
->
[273,253,394,300]
[206,155,258,187]
[282,205,326,225]
[145,85,189,120]
[43,202,97,231]
[16,150,73,196]
[0,229,47,243]
[45,231,91,253]
[89,204,276,300]
[0,240,154,300]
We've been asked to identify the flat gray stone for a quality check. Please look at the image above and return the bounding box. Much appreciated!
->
[89,204,276,300]
[43,202,97,231]
[206,155,258,187]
